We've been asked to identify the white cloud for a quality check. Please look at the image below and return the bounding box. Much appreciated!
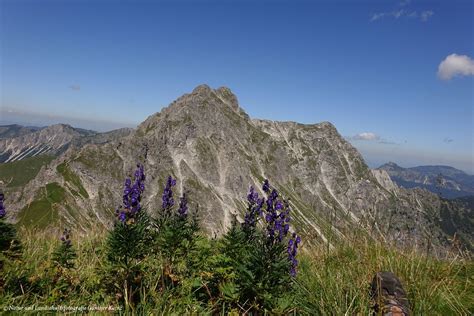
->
[437,53,474,80]
[420,10,434,22]
[69,84,81,91]
[352,132,380,141]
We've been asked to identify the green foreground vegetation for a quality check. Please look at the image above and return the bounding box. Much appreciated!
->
[1,227,472,315]
[1,164,472,314]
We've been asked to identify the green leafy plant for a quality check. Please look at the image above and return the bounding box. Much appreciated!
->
[218,180,301,312]
[52,228,77,269]
[105,164,152,309]
[0,191,22,289]
[154,177,200,289]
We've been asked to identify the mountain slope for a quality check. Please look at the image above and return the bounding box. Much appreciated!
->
[3,85,471,253]
[378,162,474,199]
[0,124,133,163]
[0,124,41,139]
[0,124,87,162]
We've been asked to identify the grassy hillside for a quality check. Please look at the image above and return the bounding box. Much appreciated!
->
[1,227,472,314]
[16,183,65,228]
[0,155,55,188]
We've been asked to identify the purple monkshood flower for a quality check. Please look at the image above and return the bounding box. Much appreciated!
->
[275,201,283,210]
[261,180,291,243]
[0,192,6,218]
[60,228,72,247]
[262,179,270,193]
[119,211,126,223]
[288,232,301,277]
[247,186,259,204]
[243,179,300,277]
[243,186,266,230]
[117,164,146,224]
[178,193,188,217]
[162,176,176,210]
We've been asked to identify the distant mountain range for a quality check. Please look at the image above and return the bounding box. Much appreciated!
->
[0,85,472,253]
[0,124,42,139]
[378,162,474,199]
[0,123,132,163]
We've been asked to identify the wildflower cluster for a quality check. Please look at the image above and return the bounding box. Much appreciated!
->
[115,164,145,224]
[220,179,302,311]
[106,164,152,307]
[107,164,150,263]
[262,183,291,243]
[242,179,300,276]
[155,175,198,281]
[262,180,301,278]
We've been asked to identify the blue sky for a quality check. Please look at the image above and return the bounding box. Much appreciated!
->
[1,0,473,173]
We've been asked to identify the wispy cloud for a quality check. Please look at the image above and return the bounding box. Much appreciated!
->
[69,84,81,91]
[393,9,405,19]
[348,132,399,145]
[351,132,380,141]
[438,54,474,80]
[370,1,434,23]
[370,13,386,22]
[378,140,399,145]
[443,138,454,143]
[420,10,434,22]
[370,10,434,22]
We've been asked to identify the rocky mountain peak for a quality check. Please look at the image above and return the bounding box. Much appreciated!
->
[176,84,240,111]
[137,85,246,138]
[192,84,212,95]
[45,123,79,135]
[215,86,239,111]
